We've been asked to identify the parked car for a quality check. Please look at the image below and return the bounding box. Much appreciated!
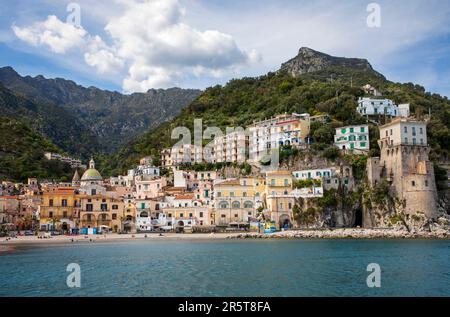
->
[24,230,34,236]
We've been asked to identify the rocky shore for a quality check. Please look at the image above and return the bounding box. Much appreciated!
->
[228,227,450,240]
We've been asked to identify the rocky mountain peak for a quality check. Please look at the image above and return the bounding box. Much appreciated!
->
[280,47,383,78]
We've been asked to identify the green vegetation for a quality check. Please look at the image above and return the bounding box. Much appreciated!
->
[103,64,450,176]
[294,178,322,189]
[0,117,74,181]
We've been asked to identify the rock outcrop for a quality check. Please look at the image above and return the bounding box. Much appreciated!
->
[279,47,385,78]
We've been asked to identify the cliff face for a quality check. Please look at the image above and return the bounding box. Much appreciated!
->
[279,47,385,78]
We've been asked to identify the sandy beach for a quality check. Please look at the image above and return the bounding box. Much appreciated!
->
[0,232,241,247]
[1,227,449,249]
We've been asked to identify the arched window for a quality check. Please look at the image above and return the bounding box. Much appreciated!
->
[232,201,240,209]
[219,201,229,209]
[244,201,253,209]
[140,211,148,218]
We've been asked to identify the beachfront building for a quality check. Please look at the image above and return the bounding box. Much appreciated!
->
[162,194,211,229]
[213,178,262,227]
[248,113,311,163]
[334,125,370,153]
[357,97,410,118]
[0,195,20,226]
[79,195,125,233]
[213,130,249,163]
[265,170,295,228]
[38,187,79,233]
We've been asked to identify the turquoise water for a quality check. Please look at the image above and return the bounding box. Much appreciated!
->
[0,239,449,296]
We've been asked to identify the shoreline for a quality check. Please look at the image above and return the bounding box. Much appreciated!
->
[230,228,450,240]
[1,228,449,249]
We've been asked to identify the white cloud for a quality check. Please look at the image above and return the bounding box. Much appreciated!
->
[11,0,257,93]
[12,15,87,54]
[104,0,256,92]
[84,35,124,74]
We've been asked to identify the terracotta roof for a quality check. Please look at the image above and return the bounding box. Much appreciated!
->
[174,194,195,200]
[216,180,241,186]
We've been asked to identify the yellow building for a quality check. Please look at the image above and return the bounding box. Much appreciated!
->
[213,178,264,227]
[79,195,125,233]
[39,187,80,232]
[265,171,295,228]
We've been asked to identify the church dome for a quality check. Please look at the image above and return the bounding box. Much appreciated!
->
[81,158,102,181]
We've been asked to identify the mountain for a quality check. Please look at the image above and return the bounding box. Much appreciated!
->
[0,84,100,158]
[0,66,202,153]
[280,47,385,79]
[0,116,74,182]
[104,48,450,175]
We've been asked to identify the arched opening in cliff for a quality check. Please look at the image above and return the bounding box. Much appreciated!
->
[353,209,363,227]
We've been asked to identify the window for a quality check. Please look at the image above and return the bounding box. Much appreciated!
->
[219,201,229,209]
[49,199,53,207]
[112,214,117,220]
[63,211,67,218]
[288,203,292,209]
[412,181,416,187]
[404,126,408,133]
[271,179,275,186]
[86,204,93,212]
[360,142,366,147]
[101,204,108,211]
[350,127,354,133]
[112,205,118,210]
[360,127,365,133]
[91,189,96,196]
[180,213,184,218]
[404,137,408,144]
[243,192,247,197]
[390,129,393,135]
[49,211,53,218]
[221,214,226,218]
[216,192,221,197]
[420,127,423,134]
[244,201,253,209]
[232,201,240,209]
[425,180,429,187]
[284,179,289,186]
[199,212,204,218]
[189,213,193,218]
[62,199,67,207]
[413,138,416,145]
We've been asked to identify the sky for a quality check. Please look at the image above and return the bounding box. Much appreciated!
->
[0,0,449,97]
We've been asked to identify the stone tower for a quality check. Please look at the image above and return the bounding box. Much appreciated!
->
[367,118,438,220]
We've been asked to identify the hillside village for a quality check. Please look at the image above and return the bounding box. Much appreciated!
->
[1,83,449,237]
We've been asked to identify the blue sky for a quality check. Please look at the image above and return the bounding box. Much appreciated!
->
[1,0,450,97]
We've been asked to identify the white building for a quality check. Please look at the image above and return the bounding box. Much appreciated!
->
[213,130,249,164]
[248,113,311,163]
[334,125,370,152]
[293,168,336,180]
[161,144,203,167]
[357,97,410,118]
[379,118,427,147]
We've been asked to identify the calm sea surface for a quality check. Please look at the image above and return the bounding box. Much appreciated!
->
[0,239,449,296]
